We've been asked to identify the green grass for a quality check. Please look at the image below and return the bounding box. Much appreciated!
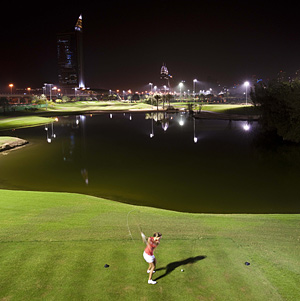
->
[46,101,154,112]
[0,137,26,150]
[0,116,54,131]
[166,102,259,115]
[2,101,259,117]
[0,189,299,300]
[0,137,21,144]
[201,104,259,115]
[42,101,259,116]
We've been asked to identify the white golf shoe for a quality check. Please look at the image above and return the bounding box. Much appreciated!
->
[148,280,157,285]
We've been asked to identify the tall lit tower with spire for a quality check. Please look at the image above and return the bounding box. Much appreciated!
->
[74,15,85,88]
[57,15,85,90]
[160,63,172,89]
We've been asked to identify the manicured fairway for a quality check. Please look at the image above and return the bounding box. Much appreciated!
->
[46,101,154,112]
[0,189,299,300]
[201,104,258,115]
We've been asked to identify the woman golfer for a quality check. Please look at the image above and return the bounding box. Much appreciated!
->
[143,232,162,284]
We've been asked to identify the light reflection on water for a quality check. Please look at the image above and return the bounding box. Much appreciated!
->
[0,113,299,213]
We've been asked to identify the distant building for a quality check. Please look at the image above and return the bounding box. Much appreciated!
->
[57,15,85,90]
[160,63,172,89]
[160,63,169,80]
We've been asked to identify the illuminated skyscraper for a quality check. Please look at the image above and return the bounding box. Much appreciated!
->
[160,63,172,88]
[160,63,169,80]
[57,15,85,89]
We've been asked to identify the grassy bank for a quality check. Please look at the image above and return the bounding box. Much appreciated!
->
[0,116,54,131]
[0,137,28,151]
[0,189,299,300]
[0,136,23,145]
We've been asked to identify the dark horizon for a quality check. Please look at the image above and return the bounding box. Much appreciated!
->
[1,1,299,92]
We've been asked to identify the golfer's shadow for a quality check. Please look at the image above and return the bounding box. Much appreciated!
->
[154,255,206,281]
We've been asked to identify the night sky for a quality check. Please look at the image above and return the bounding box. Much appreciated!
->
[1,1,299,92]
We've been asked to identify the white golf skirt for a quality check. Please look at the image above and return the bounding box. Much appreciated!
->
[143,251,155,263]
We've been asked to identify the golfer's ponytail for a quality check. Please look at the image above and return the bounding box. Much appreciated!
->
[153,232,162,238]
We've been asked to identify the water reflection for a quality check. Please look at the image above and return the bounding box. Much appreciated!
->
[1,113,299,213]
[45,123,56,143]
[60,115,89,185]
[178,114,185,126]
[145,112,252,144]
[193,117,198,143]
[162,113,169,132]
[243,121,251,131]
[150,117,154,138]
[80,115,89,185]
[146,112,170,137]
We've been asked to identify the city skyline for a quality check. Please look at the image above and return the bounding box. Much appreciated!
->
[1,1,300,92]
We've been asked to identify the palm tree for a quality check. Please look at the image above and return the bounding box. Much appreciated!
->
[154,94,161,111]
[166,93,172,109]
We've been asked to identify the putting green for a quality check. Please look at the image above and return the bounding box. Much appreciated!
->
[0,189,299,300]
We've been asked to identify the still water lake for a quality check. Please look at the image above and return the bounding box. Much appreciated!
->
[0,113,299,213]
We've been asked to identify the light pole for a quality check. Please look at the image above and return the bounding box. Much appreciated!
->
[44,83,53,110]
[149,83,153,94]
[193,79,197,99]
[44,83,48,110]
[49,84,53,103]
[163,85,167,94]
[179,82,183,101]
[9,83,14,94]
[244,81,250,105]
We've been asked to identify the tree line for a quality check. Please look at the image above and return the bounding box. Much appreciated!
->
[251,79,300,143]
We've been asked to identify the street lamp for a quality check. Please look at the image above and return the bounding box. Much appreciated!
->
[44,83,53,110]
[244,81,250,105]
[149,83,153,94]
[49,84,53,102]
[193,79,197,98]
[179,82,184,101]
[9,83,14,94]
[163,85,167,94]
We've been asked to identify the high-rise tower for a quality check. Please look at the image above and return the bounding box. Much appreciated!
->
[57,15,85,90]
[160,63,172,89]
[74,15,85,89]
